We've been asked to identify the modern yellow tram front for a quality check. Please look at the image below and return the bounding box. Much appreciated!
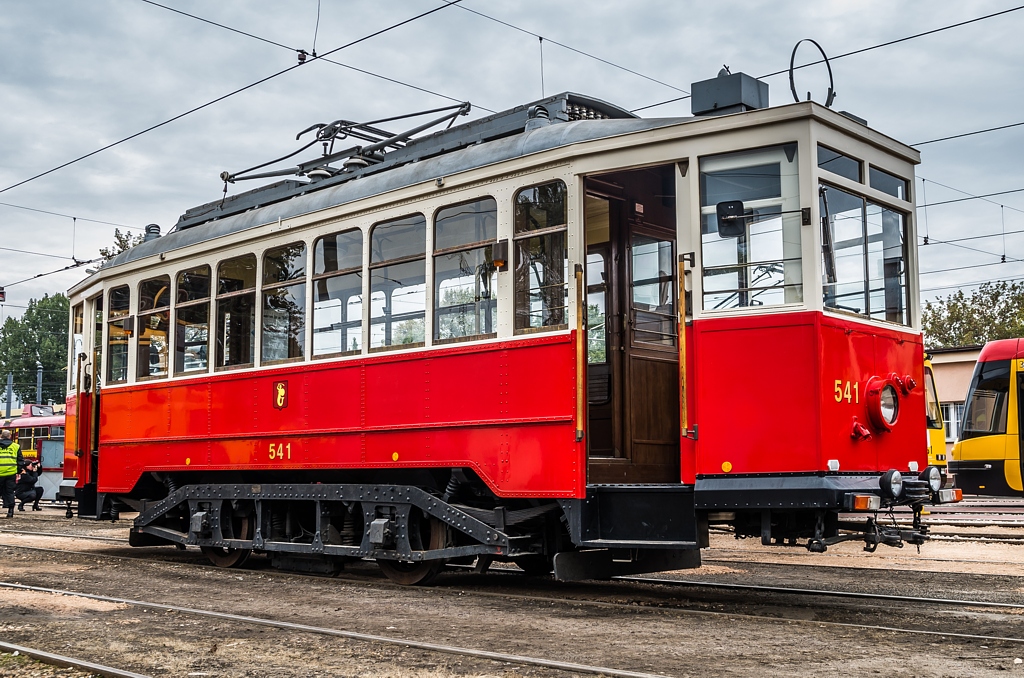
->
[949,339,1024,495]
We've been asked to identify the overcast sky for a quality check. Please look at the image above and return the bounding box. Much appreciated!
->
[2,0,1023,321]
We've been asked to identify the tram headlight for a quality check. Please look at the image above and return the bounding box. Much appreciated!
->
[880,469,903,499]
[866,376,901,432]
[920,465,942,493]
[880,384,899,425]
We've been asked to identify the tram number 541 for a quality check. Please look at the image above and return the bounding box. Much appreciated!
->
[268,442,292,460]
[833,380,860,404]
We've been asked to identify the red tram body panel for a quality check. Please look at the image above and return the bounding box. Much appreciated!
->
[95,334,583,498]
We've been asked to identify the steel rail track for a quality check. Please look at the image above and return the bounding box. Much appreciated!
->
[0,640,150,678]
[617,576,1024,610]
[0,581,669,678]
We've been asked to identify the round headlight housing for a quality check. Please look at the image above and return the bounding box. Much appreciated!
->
[866,376,901,432]
[921,465,942,493]
[880,469,903,499]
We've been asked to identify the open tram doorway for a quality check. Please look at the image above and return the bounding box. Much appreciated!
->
[585,165,680,484]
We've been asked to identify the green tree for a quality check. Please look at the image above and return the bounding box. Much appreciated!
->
[98,228,144,261]
[0,293,70,404]
[921,281,1024,348]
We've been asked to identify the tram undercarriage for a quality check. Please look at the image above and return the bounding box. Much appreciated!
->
[114,472,702,584]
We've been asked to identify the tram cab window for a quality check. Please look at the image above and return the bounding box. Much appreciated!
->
[514,180,568,333]
[370,214,426,349]
[433,198,498,342]
[216,255,257,368]
[820,185,908,325]
[869,167,909,201]
[106,285,130,384]
[586,251,608,364]
[961,359,1010,439]
[175,265,211,374]
[699,145,802,311]
[817,145,861,183]
[261,242,307,362]
[313,229,363,356]
[70,303,84,391]
[137,276,170,379]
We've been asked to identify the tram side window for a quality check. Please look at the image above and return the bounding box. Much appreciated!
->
[262,242,307,362]
[313,229,363,356]
[175,265,211,374]
[137,276,170,379]
[70,303,84,392]
[699,145,802,310]
[370,214,426,349]
[820,184,908,325]
[91,295,103,387]
[433,198,498,342]
[961,359,1010,439]
[106,285,130,384]
[216,255,257,368]
[514,180,568,332]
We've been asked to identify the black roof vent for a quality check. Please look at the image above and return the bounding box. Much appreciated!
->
[691,69,769,117]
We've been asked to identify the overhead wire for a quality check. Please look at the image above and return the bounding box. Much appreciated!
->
[0,1,466,196]
[0,202,136,229]
[441,0,690,95]
[913,119,1024,146]
[0,247,77,262]
[135,0,491,112]
[631,3,1024,113]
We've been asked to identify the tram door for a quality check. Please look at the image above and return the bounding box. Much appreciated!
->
[585,165,680,484]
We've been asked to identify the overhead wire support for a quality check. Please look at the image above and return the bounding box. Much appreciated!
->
[0,1,467,196]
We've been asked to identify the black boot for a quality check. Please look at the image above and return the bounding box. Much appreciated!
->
[6,506,12,518]
[17,503,24,512]
[32,503,41,511]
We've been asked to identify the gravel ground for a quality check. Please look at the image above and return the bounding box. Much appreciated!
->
[2,508,1024,676]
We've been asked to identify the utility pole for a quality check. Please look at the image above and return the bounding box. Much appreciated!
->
[4,373,11,418]
[36,361,42,405]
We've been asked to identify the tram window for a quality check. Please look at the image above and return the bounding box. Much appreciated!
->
[961,360,1010,439]
[631,235,675,346]
[313,229,363,356]
[699,145,802,311]
[261,243,307,362]
[216,255,257,368]
[137,275,170,379]
[106,285,130,384]
[514,180,568,332]
[370,215,426,349]
[820,184,908,325]
[70,303,84,391]
[175,265,211,374]
[869,167,909,201]
[817,145,861,183]
[924,368,943,430]
[433,198,498,342]
[586,251,607,364]
[92,295,103,387]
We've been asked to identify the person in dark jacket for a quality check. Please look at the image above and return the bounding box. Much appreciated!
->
[15,459,43,511]
[0,430,24,518]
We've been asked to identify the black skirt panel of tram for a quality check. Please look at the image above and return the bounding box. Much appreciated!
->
[948,460,1017,497]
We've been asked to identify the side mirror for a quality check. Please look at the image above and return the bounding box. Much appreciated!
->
[715,200,747,238]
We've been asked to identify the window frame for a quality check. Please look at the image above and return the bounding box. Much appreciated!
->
[174,264,212,376]
[260,241,308,365]
[432,196,499,345]
[105,285,131,385]
[215,254,258,370]
[312,228,364,359]
[368,213,427,351]
[136,275,171,381]
[513,179,569,335]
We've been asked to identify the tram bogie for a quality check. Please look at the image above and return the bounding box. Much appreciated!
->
[63,70,959,583]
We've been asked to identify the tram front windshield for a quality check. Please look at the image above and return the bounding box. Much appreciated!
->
[960,359,1010,440]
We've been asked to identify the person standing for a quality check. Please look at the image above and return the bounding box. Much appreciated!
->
[0,430,24,518]
[15,459,43,511]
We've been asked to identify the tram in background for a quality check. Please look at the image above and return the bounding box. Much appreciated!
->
[924,356,948,480]
[62,69,959,584]
[1,404,66,500]
[950,339,1024,495]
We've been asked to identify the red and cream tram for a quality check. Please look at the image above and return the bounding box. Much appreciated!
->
[3,404,65,501]
[62,71,958,583]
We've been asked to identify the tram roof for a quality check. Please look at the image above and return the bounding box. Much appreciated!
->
[98,91,919,275]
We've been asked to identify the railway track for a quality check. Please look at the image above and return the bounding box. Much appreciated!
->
[0,641,150,678]
[3,531,1024,626]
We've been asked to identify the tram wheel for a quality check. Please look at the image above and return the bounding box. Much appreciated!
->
[201,513,253,568]
[377,510,448,586]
